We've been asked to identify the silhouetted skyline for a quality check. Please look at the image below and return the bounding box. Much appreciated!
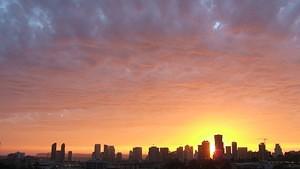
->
[42,134,289,163]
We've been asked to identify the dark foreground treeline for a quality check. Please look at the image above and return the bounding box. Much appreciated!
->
[2,155,300,169]
[162,159,300,169]
[0,159,33,169]
[163,159,232,169]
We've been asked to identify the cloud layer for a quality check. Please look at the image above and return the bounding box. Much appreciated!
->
[1,0,300,153]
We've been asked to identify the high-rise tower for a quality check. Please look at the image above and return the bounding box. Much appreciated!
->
[232,142,238,160]
[51,143,57,160]
[94,144,101,160]
[132,147,143,162]
[213,134,224,160]
[198,141,210,160]
[60,143,65,162]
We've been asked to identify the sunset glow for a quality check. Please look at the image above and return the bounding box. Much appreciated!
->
[1,0,300,158]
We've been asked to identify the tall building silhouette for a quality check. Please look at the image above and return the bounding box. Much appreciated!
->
[103,145,108,160]
[225,146,232,159]
[176,146,184,162]
[60,143,65,162]
[184,145,193,161]
[213,134,224,160]
[258,143,267,161]
[160,147,169,161]
[232,142,238,160]
[273,144,283,158]
[93,144,101,160]
[148,146,160,162]
[103,144,115,162]
[132,147,143,162]
[198,145,202,160]
[50,143,67,162]
[68,151,72,161]
[225,146,231,155]
[51,143,57,161]
[198,141,210,160]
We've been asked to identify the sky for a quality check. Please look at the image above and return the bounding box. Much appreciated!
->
[1,0,300,155]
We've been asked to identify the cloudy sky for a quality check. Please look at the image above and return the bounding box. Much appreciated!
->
[1,0,300,155]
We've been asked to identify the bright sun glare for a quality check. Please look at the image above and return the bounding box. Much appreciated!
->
[210,143,215,157]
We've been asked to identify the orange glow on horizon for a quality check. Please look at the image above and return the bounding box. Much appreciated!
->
[1,109,298,156]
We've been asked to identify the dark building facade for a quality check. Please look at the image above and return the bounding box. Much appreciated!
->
[232,142,238,161]
[67,151,72,161]
[258,143,268,161]
[160,147,169,161]
[184,145,193,161]
[132,147,143,162]
[148,146,160,162]
[50,143,66,162]
[213,134,224,160]
[103,145,115,162]
[51,143,57,161]
[198,141,210,160]
[93,144,101,160]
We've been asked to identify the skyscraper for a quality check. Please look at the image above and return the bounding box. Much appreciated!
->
[160,147,169,161]
[258,143,267,161]
[103,144,108,161]
[184,145,193,161]
[50,142,67,162]
[68,151,72,161]
[225,146,231,155]
[225,146,232,159]
[198,145,202,160]
[109,145,115,161]
[148,146,160,162]
[176,146,184,162]
[60,143,65,162]
[51,143,57,161]
[232,142,238,161]
[198,141,210,160]
[94,144,101,160]
[132,147,143,162]
[273,144,283,158]
[213,134,224,160]
[103,144,115,161]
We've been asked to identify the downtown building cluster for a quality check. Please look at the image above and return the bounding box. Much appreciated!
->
[1,134,296,169]
[51,143,73,162]
[57,134,283,163]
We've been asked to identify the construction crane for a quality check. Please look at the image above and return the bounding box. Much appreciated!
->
[257,138,268,144]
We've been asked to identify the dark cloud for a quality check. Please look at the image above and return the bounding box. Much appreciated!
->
[1,0,299,59]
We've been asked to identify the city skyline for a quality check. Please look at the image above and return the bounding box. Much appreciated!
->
[0,134,287,157]
[1,0,300,157]
[1,134,297,169]
[45,134,283,161]
[0,133,295,156]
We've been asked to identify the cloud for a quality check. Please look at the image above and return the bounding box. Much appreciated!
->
[1,0,300,144]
